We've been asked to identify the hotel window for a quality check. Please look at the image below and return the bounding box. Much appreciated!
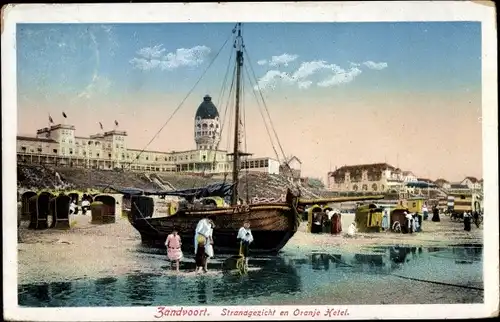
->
[62,138,66,143]
[259,160,265,168]
[108,153,112,158]
[89,152,93,157]
[69,149,73,155]
[62,147,65,153]
[21,146,27,152]
[264,160,269,167]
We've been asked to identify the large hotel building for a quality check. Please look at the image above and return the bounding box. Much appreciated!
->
[16,95,283,175]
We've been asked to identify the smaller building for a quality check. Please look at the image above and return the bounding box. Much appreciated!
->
[280,156,302,179]
[460,176,482,190]
[434,178,451,190]
[240,157,280,175]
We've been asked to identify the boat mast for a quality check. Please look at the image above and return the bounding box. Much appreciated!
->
[231,23,244,206]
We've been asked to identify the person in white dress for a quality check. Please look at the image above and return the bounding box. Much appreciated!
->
[81,199,91,215]
[346,222,357,237]
[404,211,413,233]
[194,217,215,273]
[69,200,76,215]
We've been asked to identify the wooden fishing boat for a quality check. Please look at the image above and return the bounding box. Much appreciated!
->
[118,23,385,255]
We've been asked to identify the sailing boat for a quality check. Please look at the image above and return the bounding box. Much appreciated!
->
[121,23,385,255]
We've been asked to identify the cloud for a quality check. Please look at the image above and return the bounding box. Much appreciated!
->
[130,45,212,71]
[291,60,338,80]
[254,58,388,91]
[362,61,388,70]
[298,81,313,89]
[257,53,299,67]
[317,67,362,87]
[77,74,112,99]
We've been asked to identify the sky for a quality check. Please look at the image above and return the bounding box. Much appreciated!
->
[16,22,483,183]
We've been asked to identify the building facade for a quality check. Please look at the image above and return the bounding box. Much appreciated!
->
[327,163,425,193]
[17,95,278,175]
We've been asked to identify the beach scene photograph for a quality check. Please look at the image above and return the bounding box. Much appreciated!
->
[2,2,498,321]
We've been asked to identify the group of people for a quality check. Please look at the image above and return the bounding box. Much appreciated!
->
[463,211,481,232]
[68,198,91,215]
[164,217,254,273]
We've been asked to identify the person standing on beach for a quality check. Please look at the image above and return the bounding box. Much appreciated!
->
[422,204,429,220]
[237,220,254,268]
[381,209,390,231]
[431,205,441,222]
[165,227,183,272]
[194,217,215,273]
[69,199,76,215]
[404,211,413,234]
[463,212,472,232]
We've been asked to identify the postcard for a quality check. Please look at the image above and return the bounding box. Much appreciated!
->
[2,1,498,321]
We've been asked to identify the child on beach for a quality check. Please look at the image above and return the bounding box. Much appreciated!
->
[237,220,254,268]
[165,227,183,272]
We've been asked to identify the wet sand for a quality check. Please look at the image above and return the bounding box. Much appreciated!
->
[17,213,482,286]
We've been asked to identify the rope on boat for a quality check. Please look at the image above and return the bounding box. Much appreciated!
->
[99,24,238,193]
[132,201,161,234]
[328,254,484,292]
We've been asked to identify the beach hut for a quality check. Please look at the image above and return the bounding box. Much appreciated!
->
[49,193,72,229]
[91,201,104,224]
[406,197,426,214]
[21,191,37,221]
[93,194,117,224]
[130,195,155,220]
[28,191,54,230]
[307,204,324,233]
[354,204,383,233]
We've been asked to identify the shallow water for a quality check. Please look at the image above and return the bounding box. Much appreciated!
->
[18,244,483,307]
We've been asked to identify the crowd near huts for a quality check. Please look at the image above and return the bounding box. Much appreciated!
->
[303,193,483,237]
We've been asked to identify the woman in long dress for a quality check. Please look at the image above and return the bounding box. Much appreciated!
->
[194,218,215,273]
[165,227,183,272]
[381,209,390,231]
[463,212,472,232]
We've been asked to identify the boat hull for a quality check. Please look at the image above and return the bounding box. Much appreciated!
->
[128,203,300,255]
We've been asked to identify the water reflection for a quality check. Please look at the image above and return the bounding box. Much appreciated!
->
[18,244,483,307]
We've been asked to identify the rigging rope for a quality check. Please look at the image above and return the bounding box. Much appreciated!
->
[243,54,302,194]
[244,47,288,165]
[99,24,237,193]
[243,63,282,166]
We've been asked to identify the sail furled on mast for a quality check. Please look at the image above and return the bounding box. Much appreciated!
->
[105,182,235,200]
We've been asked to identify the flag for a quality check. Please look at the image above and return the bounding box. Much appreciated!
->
[48,115,54,124]
[99,122,103,130]
[62,112,67,118]
[114,120,119,127]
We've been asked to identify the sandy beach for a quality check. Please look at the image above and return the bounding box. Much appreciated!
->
[17,213,482,286]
